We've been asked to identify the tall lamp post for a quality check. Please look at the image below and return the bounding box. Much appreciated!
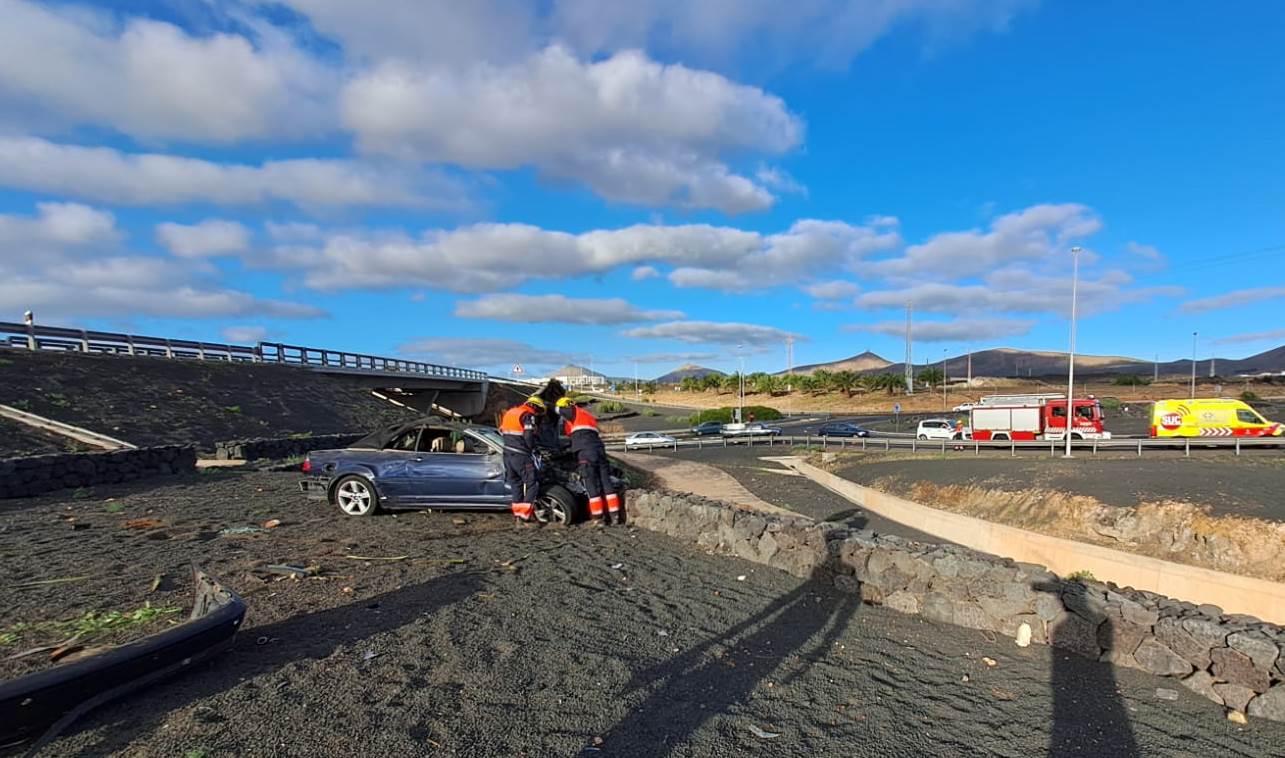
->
[736,343,746,424]
[1190,331,1198,399]
[941,347,948,411]
[1064,246,1082,459]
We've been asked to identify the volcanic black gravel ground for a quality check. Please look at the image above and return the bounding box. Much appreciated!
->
[3,472,1284,756]
[0,418,71,458]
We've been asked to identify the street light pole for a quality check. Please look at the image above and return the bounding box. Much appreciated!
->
[942,347,948,411]
[1190,331,1197,399]
[1064,247,1082,459]
[736,343,746,424]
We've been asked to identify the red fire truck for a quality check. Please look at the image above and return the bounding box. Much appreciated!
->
[966,394,1111,441]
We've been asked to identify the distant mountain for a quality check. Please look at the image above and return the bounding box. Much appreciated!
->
[786,351,892,376]
[655,364,725,383]
[784,344,1285,379]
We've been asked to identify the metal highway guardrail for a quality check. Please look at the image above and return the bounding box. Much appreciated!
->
[258,342,486,380]
[0,322,486,381]
[608,433,1283,457]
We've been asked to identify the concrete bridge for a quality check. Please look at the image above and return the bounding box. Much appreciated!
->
[0,322,491,417]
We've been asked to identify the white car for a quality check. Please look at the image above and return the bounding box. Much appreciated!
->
[916,418,960,440]
[952,402,976,413]
[624,431,677,449]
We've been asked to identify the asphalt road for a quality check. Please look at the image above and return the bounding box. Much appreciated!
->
[2,471,1281,756]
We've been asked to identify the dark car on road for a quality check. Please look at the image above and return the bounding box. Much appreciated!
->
[691,420,724,436]
[299,418,623,525]
[815,421,871,438]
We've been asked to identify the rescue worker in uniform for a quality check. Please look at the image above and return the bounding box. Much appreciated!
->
[500,396,545,525]
[555,397,622,524]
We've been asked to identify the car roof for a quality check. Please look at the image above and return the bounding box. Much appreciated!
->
[920,418,952,423]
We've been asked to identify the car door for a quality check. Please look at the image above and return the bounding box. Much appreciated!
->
[371,425,424,503]
[402,428,509,506]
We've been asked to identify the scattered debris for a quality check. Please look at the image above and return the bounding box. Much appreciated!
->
[149,574,164,593]
[344,554,409,562]
[1015,623,1032,648]
[264,564,316,578]
[657,630,669,637]
[610,563,625,570]
[981,657,998,668]
[361,650,380,661]
[48,637,85,662]
[341,586,355,594]
[104,502,125,514]
[961,674,970,683]
[219,525,267,536]
[1228,710,1248,725]
[14,576,90,589]
[451,517,468,526]
[990,686,1017,701]
[736,575,747,582]
[122,518,164,530]
[747,724,781,739]
[262,519,282,529]
[1155,688,1178,701]
[7,645,59,661]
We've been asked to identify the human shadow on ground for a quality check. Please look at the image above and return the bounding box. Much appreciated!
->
[58,570,488,755]
[600,565,861,756]
[1035,581,1140,758]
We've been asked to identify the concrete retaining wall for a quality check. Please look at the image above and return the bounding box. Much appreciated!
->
[214,433,363,462]
[627,488,1285,721]
[0,446,197,498]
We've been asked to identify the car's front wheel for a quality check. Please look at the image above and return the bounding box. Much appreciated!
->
[532,484,581,526]
[332,475,379,517]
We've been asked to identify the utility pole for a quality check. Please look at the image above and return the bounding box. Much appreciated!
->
[966,349,972,390]
[1064,247,1082,459]
[736,343,745,424]
[1210,354,1216,378]
[941,347,948,411]
[1190,332,1197,399]
[904,302,914,395]
[634,360,639,400]
[1153,353,1158,383]
[785,336,795,392]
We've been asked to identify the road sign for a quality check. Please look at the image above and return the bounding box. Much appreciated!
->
[893,403,901,414]
[512,363,524,375]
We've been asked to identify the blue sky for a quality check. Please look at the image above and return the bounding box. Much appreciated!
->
[0,0,1281,377]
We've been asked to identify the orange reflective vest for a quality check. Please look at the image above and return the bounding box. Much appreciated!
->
[500,404,537,436]
[561,406,600,436]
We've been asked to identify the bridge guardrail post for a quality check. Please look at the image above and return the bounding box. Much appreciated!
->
[1137,439,1142,457]
[1236,438,1241,456]
[1185,438,1190,458]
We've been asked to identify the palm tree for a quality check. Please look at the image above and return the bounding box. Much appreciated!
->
[831,370,859,397]
[918,367,944,390]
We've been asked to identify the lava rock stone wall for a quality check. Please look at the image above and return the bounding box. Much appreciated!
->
[628,489,1285,721]
[213,433,364,462]
[0,446,197,498]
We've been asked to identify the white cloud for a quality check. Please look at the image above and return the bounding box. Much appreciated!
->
[1125,241,1163,261]
[221,325,271,343]
[454,293,682,324]
[340,45,801,213]
[156,219,250,258]
[856,272,1184,319]
[0,204,323,321]
[551,0,1037,71]
[284,219,895,294]
[804,280,860,300]
[1212,328,1285,346]
[0,201,117,249]
[400,337,576,371]
[867,204,1101,280]
[622,320,796,346]
[631,265,660,280]
[846,317,1035,342]
[628,351,722,365]
[0,137,463,211]
[0,0,332,142]
[1179,287,1285,315]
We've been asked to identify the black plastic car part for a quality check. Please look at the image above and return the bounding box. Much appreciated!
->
[0,565,246,753]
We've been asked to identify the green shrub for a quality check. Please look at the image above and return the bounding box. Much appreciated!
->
[1113,374,1152,386]
[642,409,660,417]
[687,405,783,425]
[1241,390,1262,403]
[1066,570,1097,584]
[1099,397,1121,411]
[595,400,627,414]
[223,405,242,414]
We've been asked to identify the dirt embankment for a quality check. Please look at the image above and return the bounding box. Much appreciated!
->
[827,454,1285,582]
[0,350,415,452]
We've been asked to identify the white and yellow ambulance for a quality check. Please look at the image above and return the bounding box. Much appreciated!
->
[1150,398,1283,438]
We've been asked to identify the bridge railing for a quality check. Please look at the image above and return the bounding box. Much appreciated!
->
[0,322,486,381]
[259,342,487,380]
